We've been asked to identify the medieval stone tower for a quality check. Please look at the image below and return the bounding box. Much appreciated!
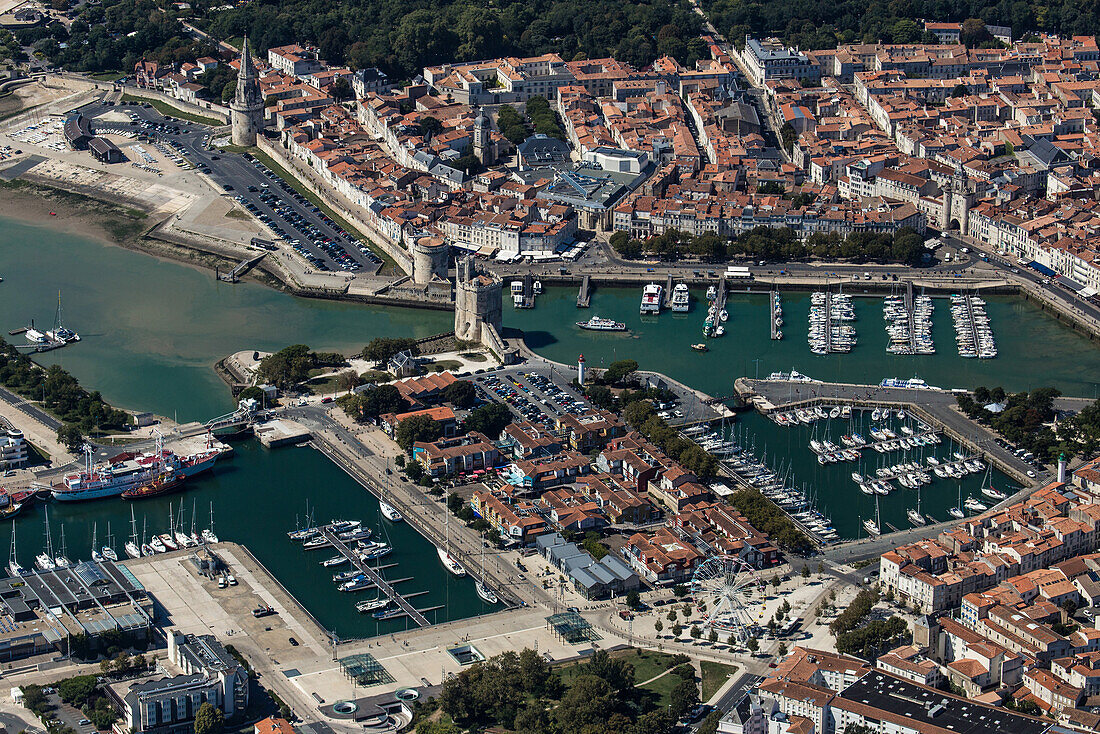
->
[472,107,492,166]
[941,172,977,235]
[230,37,265,147]
[410,235,449,285]
[454,255,502,343]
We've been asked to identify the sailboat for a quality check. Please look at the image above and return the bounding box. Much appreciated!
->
[863,496,881,537]
[948,486,965,519]
[102,522,118,562]
[91,522,104,563]
[980,466,1006,501]
[45,290,80,343]
[379,499,403,522]
[475,541,499,604]
[907,488,927,526]
[437,509,466,577]
[54,526,72,568]
[8,521,27,576]
[125,507,142,559]
[202,502,219,544]
[174,502,195,547]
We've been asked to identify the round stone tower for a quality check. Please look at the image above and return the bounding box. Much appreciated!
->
[410,236,449,285]
[454,255,502,343]
[230,37,265,147]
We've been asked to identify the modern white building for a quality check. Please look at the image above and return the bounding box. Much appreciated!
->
[0,429,26,469]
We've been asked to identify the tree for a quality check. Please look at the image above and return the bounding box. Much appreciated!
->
[57,676,97,706]
[363,337,418,363]
[654,620,664,636]
[553,675,614,733]
[672,623,683,636]
[442,380,476,408]
[395,414,442,450]
[462,402,511,437]
[330,76,353,100]
[670,678,699,719]
[778,642,788,656]
[193,703,224,734]
[672,584,688,597]
[58,423,84,451]
[771,576,781,591]
[708,629,719,644]
[667,609,678,622]
[257,344,314,389]
[626,589,641,610]
[690,626,702,639]
[601,359,639,385]
[801,565,810,578]
[746,636,759,654]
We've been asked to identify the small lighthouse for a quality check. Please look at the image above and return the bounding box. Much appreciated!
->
[577,354,586,386]
[1057,452,1067,483]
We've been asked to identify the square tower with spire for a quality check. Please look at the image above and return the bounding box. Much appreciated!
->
[230,37,265,147]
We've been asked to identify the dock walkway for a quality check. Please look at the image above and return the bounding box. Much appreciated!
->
[577,275,591,308]
[319,527,431,627]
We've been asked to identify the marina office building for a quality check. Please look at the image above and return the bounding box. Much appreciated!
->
[0,561,153,661]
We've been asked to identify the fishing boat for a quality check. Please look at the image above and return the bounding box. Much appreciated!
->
[379,500,403,522]
[121,469,186,500]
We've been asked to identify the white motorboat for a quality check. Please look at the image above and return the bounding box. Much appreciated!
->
[379,500,403,522]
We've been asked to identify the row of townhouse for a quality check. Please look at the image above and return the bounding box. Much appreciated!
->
[880,477,1100,614]
[719,646,1053,734]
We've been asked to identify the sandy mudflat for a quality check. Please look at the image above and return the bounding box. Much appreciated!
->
[0,184,125,246]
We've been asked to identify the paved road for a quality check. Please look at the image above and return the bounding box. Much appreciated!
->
[0,384,62,431]
[81,100,381,274]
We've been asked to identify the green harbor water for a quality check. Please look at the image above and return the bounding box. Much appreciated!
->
[509,286,1100,398]
[1,215,1099,615]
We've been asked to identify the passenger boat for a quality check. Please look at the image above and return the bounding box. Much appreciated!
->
[53,442,223,502]
[639,283,662,314]
[576,315,627,332]
[670,283,690,313]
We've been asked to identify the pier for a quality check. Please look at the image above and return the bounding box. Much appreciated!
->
[903,282,917,353]
[770,291,781,340]
[577,275,591,308]
[217,253,267,283]
[823,292,833,353]
[663,273,675,308]
[705,276,728,338]
[319,526,431,627]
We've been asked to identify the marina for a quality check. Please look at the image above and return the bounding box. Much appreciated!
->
[951,293,997,358]
[808,291,856,354]
[770,290,783,340]
[884,284,935,355]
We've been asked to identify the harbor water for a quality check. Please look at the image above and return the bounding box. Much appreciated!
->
[0,440,492,637]
[3,215,1100,625]
[509,286,1100,398]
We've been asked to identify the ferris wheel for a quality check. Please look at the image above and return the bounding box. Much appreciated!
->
[690,555,764,642]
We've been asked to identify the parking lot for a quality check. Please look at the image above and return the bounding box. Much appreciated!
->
[475,368,594,428]
[80,101,383,274]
